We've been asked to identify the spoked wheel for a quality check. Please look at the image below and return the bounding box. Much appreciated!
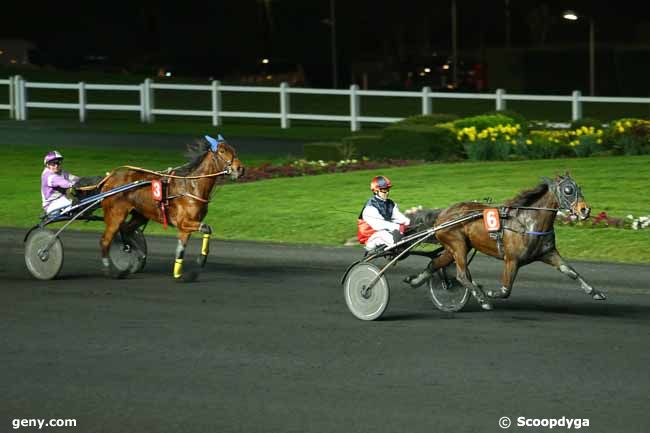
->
[109,228,147,274]
[343,262,390,321]
[24,228,64,280]
[428,262,470,312]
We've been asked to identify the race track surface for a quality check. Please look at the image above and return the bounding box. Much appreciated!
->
[2,227,650,433]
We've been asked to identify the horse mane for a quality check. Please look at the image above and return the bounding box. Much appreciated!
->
[173,138,211,176]
[505,182,549,207]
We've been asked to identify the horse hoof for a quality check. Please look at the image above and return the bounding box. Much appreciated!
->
[183,271,199,282]
[110,268,129,279]
[103,264,127,279]
[480,302,494,311]
[593,292,607,301]
[196,255,207,267]
[404,271,431,289]
[174,271,199,283]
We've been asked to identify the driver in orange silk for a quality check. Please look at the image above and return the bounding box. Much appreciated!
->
[357,175,410,254]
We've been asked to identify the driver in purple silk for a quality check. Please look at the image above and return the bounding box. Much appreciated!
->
[41,151,80,214]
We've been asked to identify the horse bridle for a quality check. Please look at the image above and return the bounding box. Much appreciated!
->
[212,148,235,176]
[543,176,584,216]
[500,177,585,237]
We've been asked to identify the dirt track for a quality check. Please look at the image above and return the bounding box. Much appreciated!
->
[2,228,650,433]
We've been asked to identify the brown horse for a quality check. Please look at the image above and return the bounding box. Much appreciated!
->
[99,135,243,279]
[406,174,607,310]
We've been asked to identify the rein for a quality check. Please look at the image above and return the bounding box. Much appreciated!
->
[116,165,231,180]
[504,206,559,212]
[74,164,231,192]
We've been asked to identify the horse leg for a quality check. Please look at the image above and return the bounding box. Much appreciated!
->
[487,257,519,299]
[100,206,129,277]
[120,211,147,234]
[196,222,212,268]
[451,247,493,311]
[173,222,212,280]
[541,251,607,300]
[173,232,190,280]
[404,249,453,288]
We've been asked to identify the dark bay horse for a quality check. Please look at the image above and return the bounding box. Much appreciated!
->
[406,174,607,310]
[99,135,243,279]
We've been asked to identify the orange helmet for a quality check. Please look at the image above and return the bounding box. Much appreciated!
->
[370,175,392,192]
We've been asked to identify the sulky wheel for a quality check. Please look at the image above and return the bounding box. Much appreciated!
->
[428,261,470,312]
[109,228,147,274]
[24,228,64,280]
[343,262,390,321]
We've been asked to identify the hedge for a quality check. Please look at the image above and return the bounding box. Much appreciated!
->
[303,142,343,161]
[379,123,463,160]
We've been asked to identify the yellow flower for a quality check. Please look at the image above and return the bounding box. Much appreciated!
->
[526,139,532,145]
[625,120,632,127]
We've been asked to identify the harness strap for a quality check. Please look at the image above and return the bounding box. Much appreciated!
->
[181,192,210,203]
[503,227,554,236]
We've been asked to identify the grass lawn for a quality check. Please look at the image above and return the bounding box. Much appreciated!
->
[2,143,649,263]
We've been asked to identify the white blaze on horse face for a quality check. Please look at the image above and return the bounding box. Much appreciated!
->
[575,200,591,221]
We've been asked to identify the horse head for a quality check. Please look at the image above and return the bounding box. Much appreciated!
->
[206,135,244,180]
[542,173,591,220]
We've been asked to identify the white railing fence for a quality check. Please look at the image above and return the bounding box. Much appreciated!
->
[3,75,650,131]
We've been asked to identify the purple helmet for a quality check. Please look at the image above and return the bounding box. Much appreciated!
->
[44,151,63,165]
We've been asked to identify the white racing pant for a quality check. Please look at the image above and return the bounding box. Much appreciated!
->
[44,195,73,214]
[365,229,400,251]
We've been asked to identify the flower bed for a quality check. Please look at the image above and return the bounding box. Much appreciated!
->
[557,211,650,230]
[240,158,419,183]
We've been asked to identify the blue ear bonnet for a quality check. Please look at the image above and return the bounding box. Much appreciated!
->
[205,134,225,152]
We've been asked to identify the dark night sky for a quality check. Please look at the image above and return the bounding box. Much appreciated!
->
[2,1,650,86]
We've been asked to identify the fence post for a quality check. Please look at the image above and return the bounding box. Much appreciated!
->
[571,90,582,121]
[13,75,20,119]
[78,82,86,123]
[211,80,221,127]
[280,82,291,129]
[8,76,15,119]
[495,88,506,111]
[18,76,27,120]
[144,78,155,123]
[139,83,147,123]
[421,86,432,115]
[350,84,360,131]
